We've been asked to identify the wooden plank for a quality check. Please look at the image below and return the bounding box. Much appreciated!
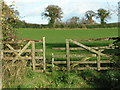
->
[3,40,43,43]
[100,67,120,70]
[52,47,112,51]
[100,67,110,70]
[98,67,120,70]
[70,61,97,64]
[53,54,96,58]
[53,60,113,64]
[5,44,25,62]
[3,56,43,60]
[53,55,66,58]
[69,39,109,57]
[77,67,97,70]
[43,37,46,72]
[97,53,101,71]
[0,50,3,61]
[15,41,31,59]
[66,39,70,71]
[35,49,43,52]
[92,47,111,49]
[3,49,43,53]
[54,61,66,64]
[35,63,43,66]
[100,60,113,63]
[53,67,120,71]
[6,41,31,61]
[32,41,36,71]
[70,54,96,57]
[6,44,18,54]
[52,47,84,50]
[52,53,55,71]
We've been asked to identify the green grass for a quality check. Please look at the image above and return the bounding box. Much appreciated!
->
[4,68,120,88]
[16,28,119,68]
[16,28,118,60]
[16,28,118,43]
[3,68,93,88]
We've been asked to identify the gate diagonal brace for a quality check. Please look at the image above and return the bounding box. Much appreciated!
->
[69,39,110,58]
[15,41,31,59]
[6,41,31,63]
[6,44,24,63]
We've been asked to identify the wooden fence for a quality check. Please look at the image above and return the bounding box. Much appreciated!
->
[1,37,46,72]
[52,37,119,71]
[1,37,119,72]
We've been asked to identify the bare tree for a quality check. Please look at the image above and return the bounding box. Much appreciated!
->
[68,16,80,24]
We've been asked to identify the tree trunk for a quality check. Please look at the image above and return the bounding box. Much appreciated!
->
[101,18,105,24]
[49,18,55,28]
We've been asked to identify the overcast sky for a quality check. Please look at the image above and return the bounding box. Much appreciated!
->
[4,0,120,24]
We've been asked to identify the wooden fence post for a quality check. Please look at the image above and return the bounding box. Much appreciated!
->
[52,53,54,71]
[0,50,3,61]
[66,39,70,71]
[32,41,35,71]
[97,54,101,71]
[43,37,46,72]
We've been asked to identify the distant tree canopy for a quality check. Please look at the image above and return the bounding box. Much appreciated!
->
[2,3,114,29]
[96,8,111,24]
[68,16,80,24]
[85,10,96,24]
[42,5,63,27]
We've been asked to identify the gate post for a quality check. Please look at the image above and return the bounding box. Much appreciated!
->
[66,39,70,71]
[52,53,54,71]
[43,37,46,72]
[97,53,101,71]
[32,41,35,71]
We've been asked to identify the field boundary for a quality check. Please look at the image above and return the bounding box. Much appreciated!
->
[52,37,119,71]
[15,27,118,30]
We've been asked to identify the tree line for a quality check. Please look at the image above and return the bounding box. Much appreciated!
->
[42,5,110,25]
[6,4,118,28]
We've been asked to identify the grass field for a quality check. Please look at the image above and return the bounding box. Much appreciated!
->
[16,28,118,43]
[16,28,119,61]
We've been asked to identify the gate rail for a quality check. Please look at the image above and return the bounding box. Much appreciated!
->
[1,37,46,72]
[52,37,119,71]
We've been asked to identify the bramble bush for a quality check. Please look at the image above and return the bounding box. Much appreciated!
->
[2,1,18,41]
[1,2,29,88]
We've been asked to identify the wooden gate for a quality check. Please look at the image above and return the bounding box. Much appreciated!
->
[52,37,119,71]
[1,37,46,72]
